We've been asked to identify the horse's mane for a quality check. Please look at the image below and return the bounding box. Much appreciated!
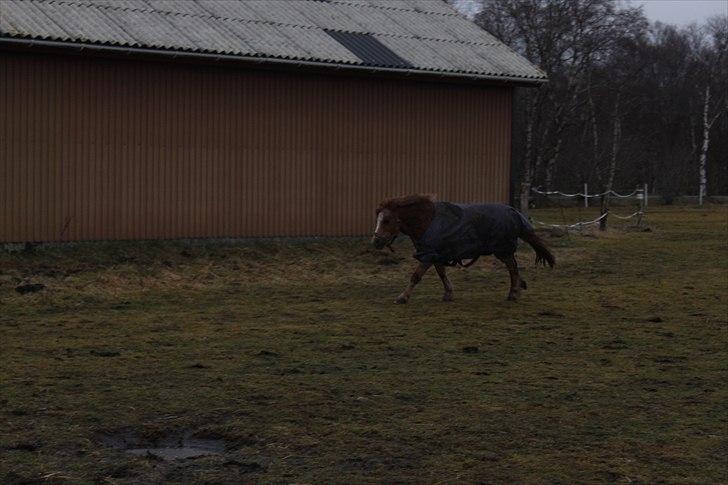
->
[378,194,436,239]
[378,194,436,210]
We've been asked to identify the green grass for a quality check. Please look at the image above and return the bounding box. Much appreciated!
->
[1,206,726,483]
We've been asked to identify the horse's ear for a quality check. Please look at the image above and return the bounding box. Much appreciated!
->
[375,208,382,215]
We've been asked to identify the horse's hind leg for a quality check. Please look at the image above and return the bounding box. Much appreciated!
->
[496,253,523,301]
[434,264,454,302]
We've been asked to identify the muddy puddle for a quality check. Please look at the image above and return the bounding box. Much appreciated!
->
[96,428,225,461]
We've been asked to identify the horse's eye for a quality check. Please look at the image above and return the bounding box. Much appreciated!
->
[382,218,390,224]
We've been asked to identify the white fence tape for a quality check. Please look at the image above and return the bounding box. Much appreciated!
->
[532,213,607,229]
[531,186,640,199]
[531,211,643,229]
[609,210,644,220]
[530,184,647,229]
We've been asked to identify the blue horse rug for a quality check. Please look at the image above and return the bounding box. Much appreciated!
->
[413,202,532,266]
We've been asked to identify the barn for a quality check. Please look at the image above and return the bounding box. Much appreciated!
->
[0,0,546,243]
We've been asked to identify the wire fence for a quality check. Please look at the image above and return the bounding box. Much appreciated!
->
[531,186,640,199]
[529,184,647,230]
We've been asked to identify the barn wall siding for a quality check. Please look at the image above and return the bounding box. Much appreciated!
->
[0,53,512,242]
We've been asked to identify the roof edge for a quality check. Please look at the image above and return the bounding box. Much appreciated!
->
[0,36,547,87]
[438,2,548,81]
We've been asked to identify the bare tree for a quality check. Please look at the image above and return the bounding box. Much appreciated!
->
[696,16,728,204]
[450,1,728,202]
[474,0,646,209]
[599,93,620,230]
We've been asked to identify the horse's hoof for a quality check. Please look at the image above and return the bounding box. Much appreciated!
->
[442,292,454,302]
[520,279,528,290]
[394,297,408,304]
[507,292,519,301]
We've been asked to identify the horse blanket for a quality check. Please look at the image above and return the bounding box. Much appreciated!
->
[413,202,532,266]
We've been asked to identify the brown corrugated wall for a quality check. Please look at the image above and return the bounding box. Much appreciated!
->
[0,52,512,242]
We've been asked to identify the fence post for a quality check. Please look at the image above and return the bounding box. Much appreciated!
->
[639,184,645,213]
[643,183,648,210]
[584,183,588,208]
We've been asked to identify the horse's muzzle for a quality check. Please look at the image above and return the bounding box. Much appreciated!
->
[371,234,392,250]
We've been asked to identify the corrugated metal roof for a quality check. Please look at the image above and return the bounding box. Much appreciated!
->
[0,0,547,83]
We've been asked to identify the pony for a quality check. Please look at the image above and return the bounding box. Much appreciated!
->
[372,195,554,304]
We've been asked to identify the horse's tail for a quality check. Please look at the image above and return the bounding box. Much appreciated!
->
[520,230,555,268]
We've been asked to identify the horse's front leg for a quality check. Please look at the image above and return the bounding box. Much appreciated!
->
[395,262,431,304]
[434,264,454,302]
[496,253,525,301]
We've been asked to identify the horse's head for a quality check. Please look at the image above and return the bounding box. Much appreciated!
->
[372,195,436,250]
[371,207,400,250]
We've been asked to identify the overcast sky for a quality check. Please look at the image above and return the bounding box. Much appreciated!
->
[636,0,727,25]
[451,0,728,25]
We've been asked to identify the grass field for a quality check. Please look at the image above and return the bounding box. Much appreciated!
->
[1,206,726,483]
